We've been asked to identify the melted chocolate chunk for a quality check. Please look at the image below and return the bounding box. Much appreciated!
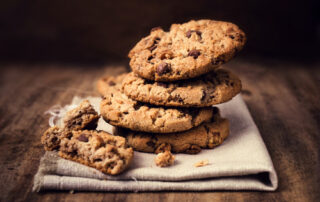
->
[188,49,201,59]
[147,55,154,61]
[156,62,172,75]
[77,134,89,142]
[186,30,192,38]
[148,37,161,52]
[148,45,157,52]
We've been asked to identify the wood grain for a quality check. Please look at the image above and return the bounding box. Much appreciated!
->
[0,58,319,201]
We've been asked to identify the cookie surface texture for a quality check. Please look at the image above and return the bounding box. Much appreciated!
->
[99,74,214,133]
[59,130,134,175]
[128,19,246,81]
[122,69,241,107]
[117,107,229,154]
[41,100,100,151]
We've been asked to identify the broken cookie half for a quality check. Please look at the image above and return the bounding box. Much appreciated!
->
[41,100,134,175]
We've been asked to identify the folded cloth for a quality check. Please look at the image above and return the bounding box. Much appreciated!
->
[33,95,278,192]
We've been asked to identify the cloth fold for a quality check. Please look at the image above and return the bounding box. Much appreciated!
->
[33,95,278,192]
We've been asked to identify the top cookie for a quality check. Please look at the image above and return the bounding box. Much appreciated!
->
[128,19,246,81]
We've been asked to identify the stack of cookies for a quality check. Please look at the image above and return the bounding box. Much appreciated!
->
[98,19,246,165]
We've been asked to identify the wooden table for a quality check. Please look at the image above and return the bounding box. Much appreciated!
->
[0,57,319,201]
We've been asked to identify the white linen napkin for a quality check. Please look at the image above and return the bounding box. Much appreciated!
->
[33,95,278,192]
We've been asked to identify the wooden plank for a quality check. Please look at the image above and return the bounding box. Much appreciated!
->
[0,59,319,201]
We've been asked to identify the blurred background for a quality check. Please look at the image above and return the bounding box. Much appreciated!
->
[0,0,319,65]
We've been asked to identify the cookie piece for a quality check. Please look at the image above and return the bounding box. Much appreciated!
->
[41,100,100,151]
[116,107,229,154]
[59,130,134,175]
[128,19,246,81]
[122,69,241,107]
[62,100,100,131]
[155,151,175,167]
[99,74,214,133]
[41,126,63,151]
[194,159,209,167]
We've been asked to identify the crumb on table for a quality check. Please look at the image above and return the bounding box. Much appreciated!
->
[154,151,175,167]
[194,159,209,167]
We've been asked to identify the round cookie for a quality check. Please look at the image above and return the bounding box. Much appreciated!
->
[128,19,246,81]
[122,69,241,107]
[115,107,229,154]
[98,74,214,133]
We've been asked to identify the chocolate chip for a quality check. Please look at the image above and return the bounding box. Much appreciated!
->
[173,95,183,103]
[66,132,73,139]
[186,30,192,38]
[108,81,116,86]
[69,150,78,157]
[51,137,58,144]
[186,30,202,38]
[188,49,201,59]
[148,45,157,52]
[195,30,202,36]
[229,35,235,39]
[77,134,89,142]
[147,55,154,61]
[151,26,162,32]
[156,62,171,75]
[83,119,98,130]
[148,37,161,52]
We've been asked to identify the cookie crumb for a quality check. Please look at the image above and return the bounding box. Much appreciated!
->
[155,151,175,167]
[194,159,209,167]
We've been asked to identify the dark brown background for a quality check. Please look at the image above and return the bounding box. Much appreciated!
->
[1,1,320,201]
[0,0,319,64]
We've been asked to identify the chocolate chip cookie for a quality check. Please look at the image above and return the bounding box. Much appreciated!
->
[62,100,100,131]
[128,19,246,81]
[99,74,214,133]
[122,69,241,107]
[41,100,100,151]
[59,130,134,175]
[116,107,229,154]
[41,100,134,175]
